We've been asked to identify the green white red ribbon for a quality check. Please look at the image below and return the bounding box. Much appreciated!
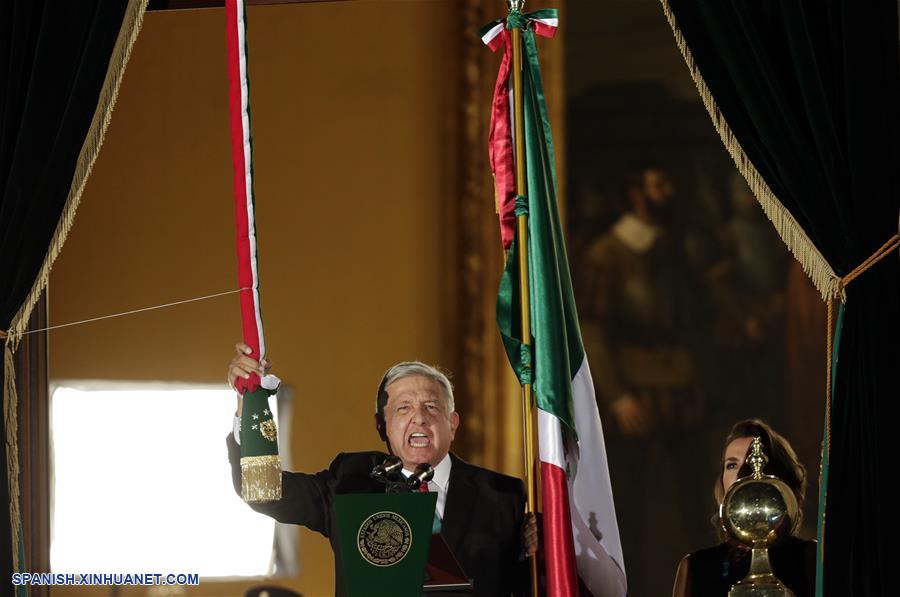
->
[482,9,558,250]
[226,0,278,396]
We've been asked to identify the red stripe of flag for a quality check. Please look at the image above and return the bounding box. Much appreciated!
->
[542,460,579,595]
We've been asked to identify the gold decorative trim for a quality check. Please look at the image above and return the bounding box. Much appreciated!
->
[455,0,495,467]
[658,0,841,302]
[3,0,149,572]
[259,418,277,442]
[241,455,283,503]
[240,454,282,466]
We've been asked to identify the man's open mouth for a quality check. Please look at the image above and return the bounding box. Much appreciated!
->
[408,432,431,447]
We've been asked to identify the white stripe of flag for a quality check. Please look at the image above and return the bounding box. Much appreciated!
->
[538,357,627,596]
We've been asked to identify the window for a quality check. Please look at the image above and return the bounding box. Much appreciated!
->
[50,382,292,578]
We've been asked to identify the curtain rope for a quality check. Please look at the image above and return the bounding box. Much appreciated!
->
[822,233,898,562]
[826,232,899,453]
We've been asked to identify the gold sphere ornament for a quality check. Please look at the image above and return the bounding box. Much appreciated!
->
[720,437,800,597]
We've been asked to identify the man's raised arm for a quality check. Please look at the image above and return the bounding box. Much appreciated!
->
[225,342,332,535]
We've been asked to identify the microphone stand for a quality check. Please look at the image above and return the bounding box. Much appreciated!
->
[370,458,434,493]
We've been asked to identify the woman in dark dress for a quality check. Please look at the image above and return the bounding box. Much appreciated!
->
[672,419,817,597]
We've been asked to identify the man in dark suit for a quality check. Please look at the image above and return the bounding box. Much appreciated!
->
[227,346,536,596]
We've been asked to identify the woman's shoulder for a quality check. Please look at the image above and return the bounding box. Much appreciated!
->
[789,535,817,548]
[778,535,817,558]
[775,536,817,571]
[673,543,730,597]
[686,541,731,564]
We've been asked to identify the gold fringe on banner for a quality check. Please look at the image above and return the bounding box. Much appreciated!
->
[2,0,149,572]
[658,0,842,302]
[241,455,283,503]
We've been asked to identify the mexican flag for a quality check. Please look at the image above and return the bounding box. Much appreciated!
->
[485,9,627,596]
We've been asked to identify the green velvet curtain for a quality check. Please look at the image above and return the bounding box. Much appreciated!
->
[663,1,899,595]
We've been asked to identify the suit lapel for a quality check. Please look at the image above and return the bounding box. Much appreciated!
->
[441,453,479,556]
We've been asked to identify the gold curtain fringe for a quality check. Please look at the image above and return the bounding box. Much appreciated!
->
[2,0,148,572]
[241,455,283,503]
[3,347,20,572]
[658,0,842,303]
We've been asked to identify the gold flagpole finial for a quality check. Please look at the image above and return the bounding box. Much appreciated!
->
[507,0,524,12]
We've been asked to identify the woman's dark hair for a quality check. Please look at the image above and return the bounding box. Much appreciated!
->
[712,418,807,532]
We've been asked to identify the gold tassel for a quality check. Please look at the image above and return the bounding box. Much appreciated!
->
[657,0,842,302]
[241,455,283,503]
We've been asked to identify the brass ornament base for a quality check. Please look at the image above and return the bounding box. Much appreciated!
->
[241,454,282,503]
[728,547,795,596]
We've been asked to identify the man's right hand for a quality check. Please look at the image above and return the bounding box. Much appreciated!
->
[610,393,651,437]
[228,342,271,415]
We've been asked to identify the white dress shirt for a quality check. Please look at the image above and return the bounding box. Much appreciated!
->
[402,452,452,519]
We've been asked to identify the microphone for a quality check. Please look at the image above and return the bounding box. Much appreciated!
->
[370,456,403,483]
[407,462,435,491]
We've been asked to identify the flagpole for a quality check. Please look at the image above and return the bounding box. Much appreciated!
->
[508,1,540,594]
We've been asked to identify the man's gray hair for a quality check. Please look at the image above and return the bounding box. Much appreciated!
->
[380,361,455,413]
